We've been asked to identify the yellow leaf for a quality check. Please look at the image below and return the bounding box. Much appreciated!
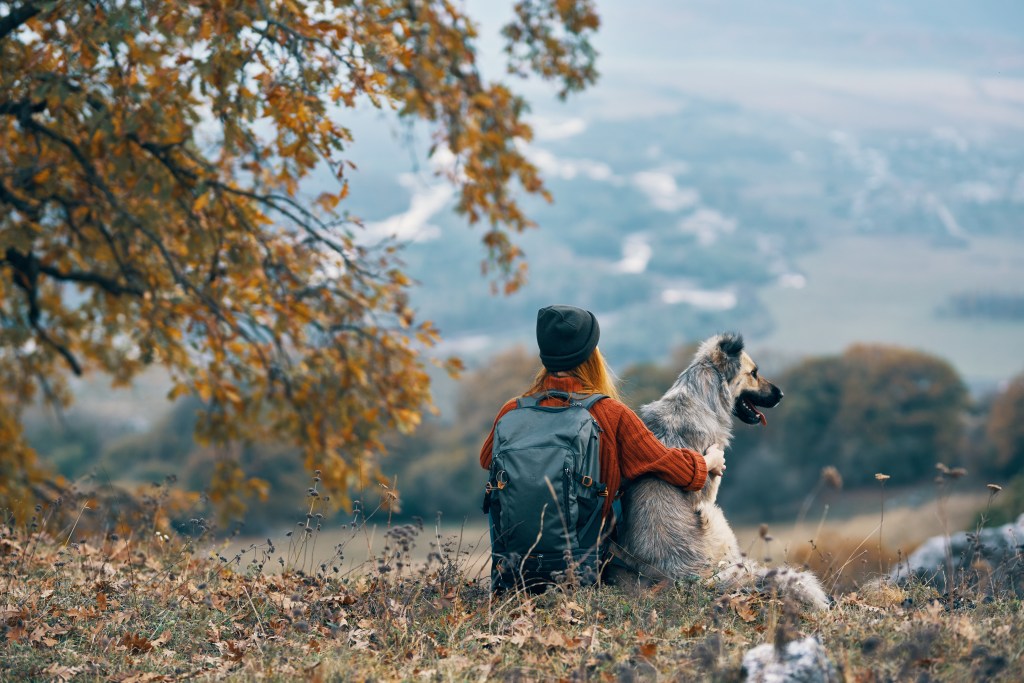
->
[222,385,242,406]
[166,383,189,401]
[192,191,211,212]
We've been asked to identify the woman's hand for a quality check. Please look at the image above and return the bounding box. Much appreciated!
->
[703,443,726,477]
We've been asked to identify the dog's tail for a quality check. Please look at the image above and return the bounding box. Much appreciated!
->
[713,561,832,611]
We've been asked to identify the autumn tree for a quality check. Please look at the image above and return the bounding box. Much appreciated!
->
[775,344,968,487]
[0,0,599,514]
[987,371,1024,475]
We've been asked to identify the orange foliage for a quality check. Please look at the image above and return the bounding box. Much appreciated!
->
[0,1,600,515]
[987,372,1024,474]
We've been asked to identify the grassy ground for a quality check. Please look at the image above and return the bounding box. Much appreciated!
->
[2,492,1023,682]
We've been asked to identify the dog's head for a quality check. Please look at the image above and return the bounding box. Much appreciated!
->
[709,333,783,426]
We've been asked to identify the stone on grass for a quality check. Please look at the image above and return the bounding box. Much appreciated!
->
[741,636,839,683]
[890,512,1024,596]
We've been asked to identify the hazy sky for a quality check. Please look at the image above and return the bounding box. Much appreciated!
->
[465,0,1024,130]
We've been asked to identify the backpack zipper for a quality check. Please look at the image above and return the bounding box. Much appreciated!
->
[563,466,572,536]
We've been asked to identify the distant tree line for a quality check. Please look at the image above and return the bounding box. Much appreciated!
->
[939,291,1024,321]
[382,342,1024,526]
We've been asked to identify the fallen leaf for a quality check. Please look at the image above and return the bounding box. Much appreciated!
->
[464,631,506,645]
[733,597,759,623]
[349,628,374,650]
[1,607,27,626]
[120,632,154,654]
[42,664,83,682]
[682,623,707,638]
[534,628,568,648]
[226,640,247,661]
[558,600,584,624]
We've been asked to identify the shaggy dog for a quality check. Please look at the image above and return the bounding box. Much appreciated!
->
[609,333,831,611]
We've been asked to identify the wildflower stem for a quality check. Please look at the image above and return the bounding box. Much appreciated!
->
[62,503,91,548]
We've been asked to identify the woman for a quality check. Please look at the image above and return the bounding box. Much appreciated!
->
[480,304,724,588]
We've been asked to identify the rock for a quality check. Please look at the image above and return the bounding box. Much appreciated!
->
[890,513,1024,596]
[741,636,839,683]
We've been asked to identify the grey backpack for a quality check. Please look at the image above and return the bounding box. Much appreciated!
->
[482,390,609,591]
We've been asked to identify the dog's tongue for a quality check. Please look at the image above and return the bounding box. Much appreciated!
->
[756,408,767,426]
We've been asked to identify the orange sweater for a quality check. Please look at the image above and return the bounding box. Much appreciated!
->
[479,375,708,516]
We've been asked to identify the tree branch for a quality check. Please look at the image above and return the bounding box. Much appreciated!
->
[33,324,83,376]
[0,177,39,217]
[37,261,143,296]
[0,248,84,376]
[3,247,142,297]
[0,99,47,117]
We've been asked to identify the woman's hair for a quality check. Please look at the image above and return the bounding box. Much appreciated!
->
[525,347,621,402]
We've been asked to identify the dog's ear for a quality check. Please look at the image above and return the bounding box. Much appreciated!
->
[708,332,745,376]
[717,333,744,358]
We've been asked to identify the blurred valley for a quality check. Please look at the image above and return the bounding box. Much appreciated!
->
[367,102,1024,387]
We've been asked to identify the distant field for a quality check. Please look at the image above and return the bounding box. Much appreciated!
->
[734,490,988,589]
[755,235,1024,387]
[222,520,494,581]
[222,488,987,591]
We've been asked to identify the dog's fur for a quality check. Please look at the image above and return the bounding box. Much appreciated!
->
[610,333,831,610]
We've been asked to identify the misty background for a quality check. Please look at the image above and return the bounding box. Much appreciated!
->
[25,0,1024,534]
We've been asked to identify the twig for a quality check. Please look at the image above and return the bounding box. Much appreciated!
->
[241,584,267,654]
[62,503,92,547]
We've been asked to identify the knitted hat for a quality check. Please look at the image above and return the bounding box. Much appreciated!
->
[536,304,600,371]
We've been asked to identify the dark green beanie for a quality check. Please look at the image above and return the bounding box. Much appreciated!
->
[536,304,600,372]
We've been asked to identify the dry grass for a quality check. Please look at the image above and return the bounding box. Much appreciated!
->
[2,481,1022,682]
[734,490,989,592]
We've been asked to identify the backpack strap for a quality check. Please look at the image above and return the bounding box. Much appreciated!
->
[515,390,570,408]
[520,390,571,406]
[517,391,607,409]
